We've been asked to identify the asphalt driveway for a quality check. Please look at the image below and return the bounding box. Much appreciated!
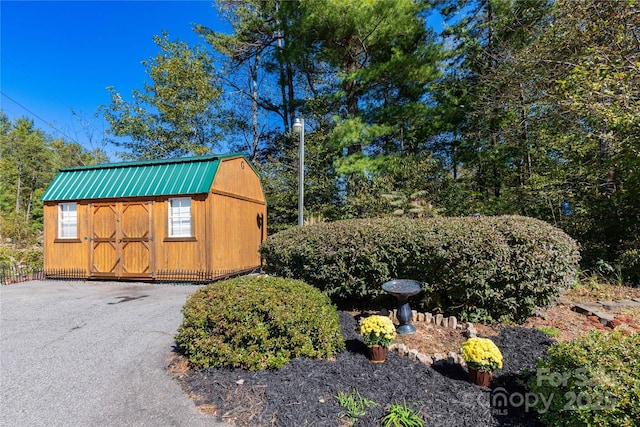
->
[0,280,229,427]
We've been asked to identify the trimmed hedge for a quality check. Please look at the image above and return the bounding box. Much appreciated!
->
[174,276,345,370]
[527,331,640,426]
[260,216,580,323]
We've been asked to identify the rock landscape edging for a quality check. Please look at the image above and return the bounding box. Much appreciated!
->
[384,309,475,367]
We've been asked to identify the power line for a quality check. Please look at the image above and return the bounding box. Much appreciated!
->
[0,91,81,144]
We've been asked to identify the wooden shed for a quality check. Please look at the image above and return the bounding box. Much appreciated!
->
[41,153,266,282]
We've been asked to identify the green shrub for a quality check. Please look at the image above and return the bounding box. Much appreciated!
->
[0,246,17,265]
[528,331,640,426]
[0,246,43,270]
[22,249,43,270]
[260,216,580,323]
[174,275,345,370]
[619,249,640,287]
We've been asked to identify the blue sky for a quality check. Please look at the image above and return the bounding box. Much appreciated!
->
[1,1,226,155]
[2,1,445,159]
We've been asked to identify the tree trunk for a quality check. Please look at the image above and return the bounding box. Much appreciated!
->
[25,175,36,223]
[275,4,290,132]
[520,83,532,183]
[487,1,501,199]
[599,131,617,194]
[452,131,458,181]
[286,60,296,131]
[344,42,361,155]
[15,164,22,213]
[250,57,260,160]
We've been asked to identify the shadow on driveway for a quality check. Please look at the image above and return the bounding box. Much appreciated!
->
[0,280,229,427]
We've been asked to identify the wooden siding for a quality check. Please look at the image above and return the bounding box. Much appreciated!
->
[208,193,266,272]
[43,155,266,281]
[152,195,208,272]
[209,156,266,272]
[43,202,90,276]
[211,157,265,203]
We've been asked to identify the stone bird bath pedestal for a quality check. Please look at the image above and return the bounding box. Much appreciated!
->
[382,279,423,334]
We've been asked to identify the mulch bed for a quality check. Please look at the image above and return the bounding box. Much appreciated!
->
[172,312,555,426]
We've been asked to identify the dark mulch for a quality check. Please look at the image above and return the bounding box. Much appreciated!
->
[174,312,555,426]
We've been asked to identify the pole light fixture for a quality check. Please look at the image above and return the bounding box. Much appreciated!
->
[292,117,305,226]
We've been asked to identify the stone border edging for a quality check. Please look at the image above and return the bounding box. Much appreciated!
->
[381,309,478,367]
[381,298,640,367]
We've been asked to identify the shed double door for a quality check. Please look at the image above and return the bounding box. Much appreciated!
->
[90,202,154,279]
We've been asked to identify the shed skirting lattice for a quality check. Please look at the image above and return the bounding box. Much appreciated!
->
[45,268,88,280]
[154,266,261,284]
[2,266,261,285]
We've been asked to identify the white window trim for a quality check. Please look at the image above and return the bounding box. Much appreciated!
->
[168,197,192,238]
[58,202,78,239]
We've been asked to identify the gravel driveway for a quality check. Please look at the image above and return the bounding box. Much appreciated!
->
[0,280,229,427]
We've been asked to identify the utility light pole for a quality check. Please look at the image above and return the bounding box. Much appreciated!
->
[292,118,304,226]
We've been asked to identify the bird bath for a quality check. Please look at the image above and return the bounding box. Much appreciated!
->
[382,279,423,334]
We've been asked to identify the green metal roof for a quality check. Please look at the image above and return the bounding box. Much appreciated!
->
[42,153,247,201]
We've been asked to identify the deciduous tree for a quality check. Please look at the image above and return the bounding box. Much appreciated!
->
[102,32,225,159]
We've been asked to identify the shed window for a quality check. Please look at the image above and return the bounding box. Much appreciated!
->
[58,202,77,239]
[169,198,192,237]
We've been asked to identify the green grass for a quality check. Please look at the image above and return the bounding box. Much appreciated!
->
[335,389,378,425]
[381,400,425,427]
[537,326,561,338]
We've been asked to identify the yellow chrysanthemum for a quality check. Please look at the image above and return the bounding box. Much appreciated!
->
[462,337,503,372]
[360,315,397,347]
